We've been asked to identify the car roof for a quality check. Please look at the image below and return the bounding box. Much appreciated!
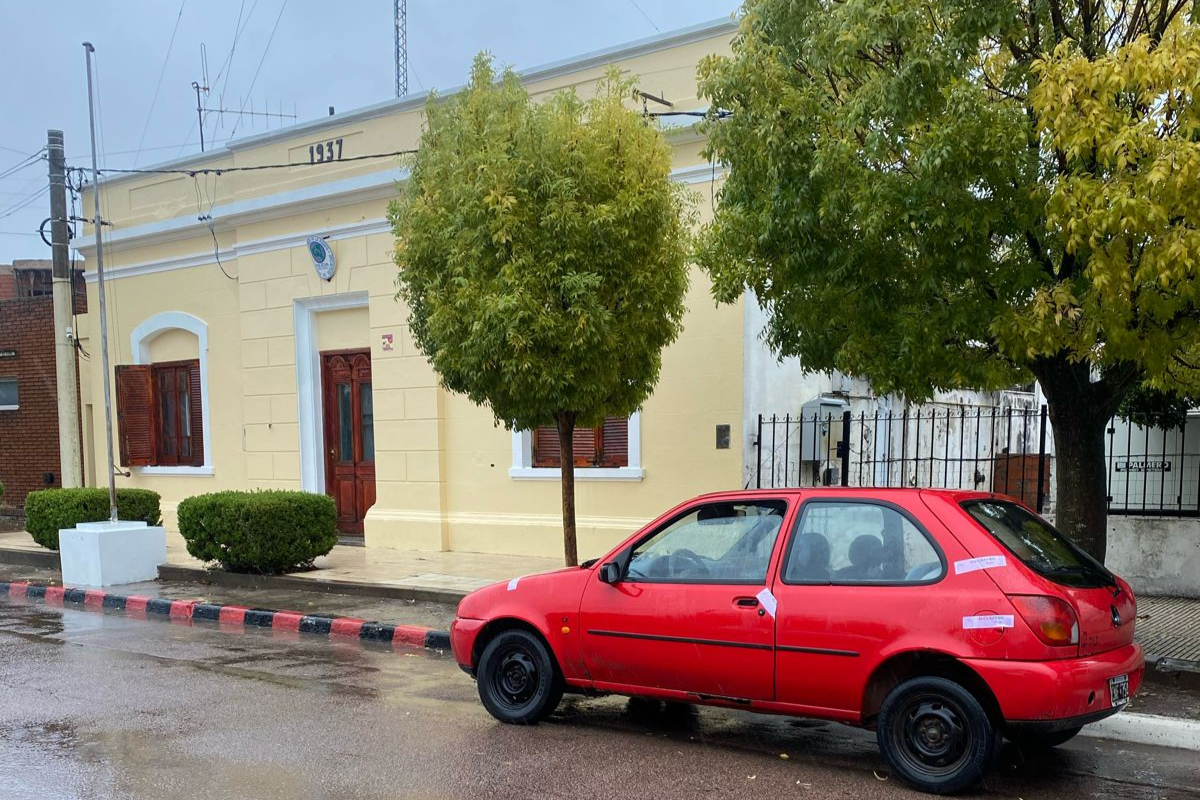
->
[691,487,1001,504]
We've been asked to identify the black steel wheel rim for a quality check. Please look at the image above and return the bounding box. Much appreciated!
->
[490,645,539,709]
[889,692,973,778]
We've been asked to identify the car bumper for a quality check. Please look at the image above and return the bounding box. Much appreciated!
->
[967,642,1144,725]
[449,617,486,674]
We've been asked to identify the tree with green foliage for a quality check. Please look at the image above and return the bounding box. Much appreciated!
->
[391,55,693,566]
[697,0,1200,561]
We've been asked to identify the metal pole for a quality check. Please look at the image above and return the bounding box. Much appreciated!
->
[840,410,851,487]
[192,82,206,152]
[47,129,83,488]
[83,42,118,523]
[1036,405,1048,514]
[755,414,762,489]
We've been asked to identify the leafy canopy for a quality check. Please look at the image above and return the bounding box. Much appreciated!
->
[391,55,694,431]
[697,0,1200,401]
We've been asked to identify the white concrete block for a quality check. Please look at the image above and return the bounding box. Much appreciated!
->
[58,521,167,587]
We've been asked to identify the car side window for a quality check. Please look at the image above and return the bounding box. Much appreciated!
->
[626,500,787,584]
[783,502,943,584]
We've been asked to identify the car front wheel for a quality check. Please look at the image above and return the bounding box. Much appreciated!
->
[477,628,563,725]
[877,676,999,795]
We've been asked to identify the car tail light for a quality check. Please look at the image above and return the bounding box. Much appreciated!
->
[1009,595,1079,647]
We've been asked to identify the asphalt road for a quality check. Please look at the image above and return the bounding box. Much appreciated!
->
[0,598,1196,800]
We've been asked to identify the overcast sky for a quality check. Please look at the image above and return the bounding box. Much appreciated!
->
[0,0,737,261]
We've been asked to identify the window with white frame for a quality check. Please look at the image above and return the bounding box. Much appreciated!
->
[510,412,644,481]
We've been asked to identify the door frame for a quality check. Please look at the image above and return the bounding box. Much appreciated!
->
[294,292,370,495]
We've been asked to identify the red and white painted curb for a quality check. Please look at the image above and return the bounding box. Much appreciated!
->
[0,580,450,652]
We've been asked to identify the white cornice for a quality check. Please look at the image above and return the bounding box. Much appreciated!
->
[83,219,392,284]
[82,162,722,284]
[78,168,407,258]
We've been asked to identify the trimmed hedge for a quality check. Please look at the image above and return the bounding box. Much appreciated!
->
[25,488,163,550]
[177,490,337,574]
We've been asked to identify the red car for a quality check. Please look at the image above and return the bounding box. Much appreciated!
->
[451,488,1142,794]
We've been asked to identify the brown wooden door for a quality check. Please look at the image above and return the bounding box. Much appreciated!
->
[321,350,376,536]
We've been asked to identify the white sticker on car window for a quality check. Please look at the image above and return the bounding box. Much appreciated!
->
[954,555,1007,575]
[962,614,1014,629]
[507,577,520,592]
[756,587,778,618]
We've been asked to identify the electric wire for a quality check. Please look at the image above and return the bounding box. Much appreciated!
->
[133,0,188,167]
[627,0,661,32]
[0,149,46,181]
[210,0,258,141]
[0,186,50,220]
[227,0,288,141]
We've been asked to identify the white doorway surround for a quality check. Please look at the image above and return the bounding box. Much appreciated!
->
[294,292,370,494]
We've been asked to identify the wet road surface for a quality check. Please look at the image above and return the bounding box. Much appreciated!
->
[0,598,1197,799]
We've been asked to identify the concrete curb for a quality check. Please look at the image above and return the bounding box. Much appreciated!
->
[156,564,472,605]
[0,580,452,653]
[0,546,59,569]
[1079,712,1200,751]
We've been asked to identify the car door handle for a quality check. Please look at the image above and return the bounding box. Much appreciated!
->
[735,597,759,608]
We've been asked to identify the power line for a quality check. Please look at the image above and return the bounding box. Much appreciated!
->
[227,0,288,140]
[0,185,50,220]
[627,0,661,32]
[133,0,188,167]
[75,148,416,178]
[0,149,45,180]
[0,145,40,157]
[209,0,257,141]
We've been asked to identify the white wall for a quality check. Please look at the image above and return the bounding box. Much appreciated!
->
[742,293,1048,499]
[1107,515,1200,598]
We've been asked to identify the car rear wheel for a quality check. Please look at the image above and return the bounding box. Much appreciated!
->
[877,676,999,795]
[1007,726,1082,751]
[477,628,563,725]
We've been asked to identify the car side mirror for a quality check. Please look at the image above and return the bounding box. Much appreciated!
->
[598,562,622,584]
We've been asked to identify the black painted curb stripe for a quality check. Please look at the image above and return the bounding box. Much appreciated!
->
[0,581,450,654]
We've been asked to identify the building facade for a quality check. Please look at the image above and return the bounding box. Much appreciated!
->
[76,21,742,561]
[0,260,85,508]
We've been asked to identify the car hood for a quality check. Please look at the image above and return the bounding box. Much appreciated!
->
[456,566,585,618]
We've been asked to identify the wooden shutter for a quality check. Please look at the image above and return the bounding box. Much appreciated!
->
[187,360,204,467]
[532,426,561,468]
[599,417,629,467]
[532,418,627,468]
[115,365,155,467]
[571,427,598,467]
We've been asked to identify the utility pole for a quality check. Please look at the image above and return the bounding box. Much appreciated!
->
[47,130,83,489]
[83,42,118,523]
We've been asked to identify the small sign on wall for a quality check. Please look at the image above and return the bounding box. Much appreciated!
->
[381,333,395,352]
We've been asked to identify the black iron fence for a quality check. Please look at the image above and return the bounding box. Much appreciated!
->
[751,406,1200,517]
[1106,413,1200,517]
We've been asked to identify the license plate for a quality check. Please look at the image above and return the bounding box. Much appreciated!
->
[1109,674,1129,707]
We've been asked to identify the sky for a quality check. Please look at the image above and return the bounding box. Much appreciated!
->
[0,0,738,261]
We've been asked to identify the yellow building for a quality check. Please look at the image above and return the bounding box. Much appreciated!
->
[76,19,741,560]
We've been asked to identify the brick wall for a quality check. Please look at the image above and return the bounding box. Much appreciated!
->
[0,297,63,506]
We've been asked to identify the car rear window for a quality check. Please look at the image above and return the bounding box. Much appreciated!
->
[960,500,1116,589]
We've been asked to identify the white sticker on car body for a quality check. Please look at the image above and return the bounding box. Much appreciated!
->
[756,587,778,618]
[507,577,520,591]
[954,555,1007,575]
[962,614,1014,629]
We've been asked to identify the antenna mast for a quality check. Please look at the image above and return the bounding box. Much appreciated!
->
[394,0,407,97]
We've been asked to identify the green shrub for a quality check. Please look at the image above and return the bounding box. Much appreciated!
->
[177,490,337,574]
[24,488,163,550]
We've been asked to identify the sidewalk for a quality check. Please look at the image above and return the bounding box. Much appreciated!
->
[0,529,560,604]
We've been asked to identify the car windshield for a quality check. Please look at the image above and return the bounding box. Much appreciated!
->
[960,500,1115,589]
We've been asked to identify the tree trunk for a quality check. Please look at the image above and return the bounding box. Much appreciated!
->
[555,411,579,567]
[1033,355,1136,564]
[1045,401,1110,562]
